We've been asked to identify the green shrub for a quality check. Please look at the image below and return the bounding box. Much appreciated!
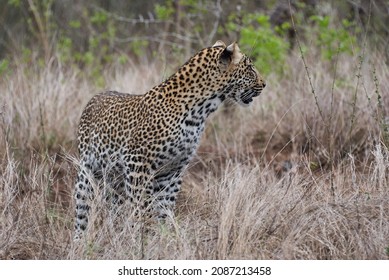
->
[308,15,360,60]
[227,13,290,75]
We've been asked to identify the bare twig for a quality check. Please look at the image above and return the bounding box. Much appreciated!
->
[288,1,325,123]
[206,0,222,46]
[348,0,371,140]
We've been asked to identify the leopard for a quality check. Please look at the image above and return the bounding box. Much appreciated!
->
[74,40,266,240]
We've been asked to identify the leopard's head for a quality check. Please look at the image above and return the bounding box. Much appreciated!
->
[213,40,266,106]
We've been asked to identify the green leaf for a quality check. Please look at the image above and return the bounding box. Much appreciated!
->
[0,59,10,75]
[8,0,21,7]
[91,11,108,24]
[69,20,81,29]
[154,3,174,20]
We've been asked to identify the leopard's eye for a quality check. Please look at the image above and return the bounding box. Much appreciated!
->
[249,64,256,71]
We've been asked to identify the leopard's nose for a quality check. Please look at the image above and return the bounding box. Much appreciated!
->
[261,81,266,89]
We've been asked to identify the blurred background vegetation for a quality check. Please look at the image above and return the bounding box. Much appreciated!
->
[0,0,388,80]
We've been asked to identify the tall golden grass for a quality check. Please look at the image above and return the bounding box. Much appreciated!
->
[0,47,388,259]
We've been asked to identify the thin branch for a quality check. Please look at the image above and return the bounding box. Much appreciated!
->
[207,0,223,46]
[115,36,186,48]
[348,0,371,139]
[288,0,325,123]
[92,5,168,25]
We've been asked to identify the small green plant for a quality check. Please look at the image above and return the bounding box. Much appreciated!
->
[154,1,174,20]
[130,40,149,57]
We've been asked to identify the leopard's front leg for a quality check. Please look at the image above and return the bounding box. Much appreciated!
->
[152,169,184,219]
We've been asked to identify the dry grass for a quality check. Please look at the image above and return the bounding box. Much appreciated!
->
[0,47,388,259]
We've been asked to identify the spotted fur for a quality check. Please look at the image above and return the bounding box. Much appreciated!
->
[74,41,266,240]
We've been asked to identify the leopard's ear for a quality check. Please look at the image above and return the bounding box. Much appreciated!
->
[212,40,226,48]
[219,42,243,70]
[226,42,243,65]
